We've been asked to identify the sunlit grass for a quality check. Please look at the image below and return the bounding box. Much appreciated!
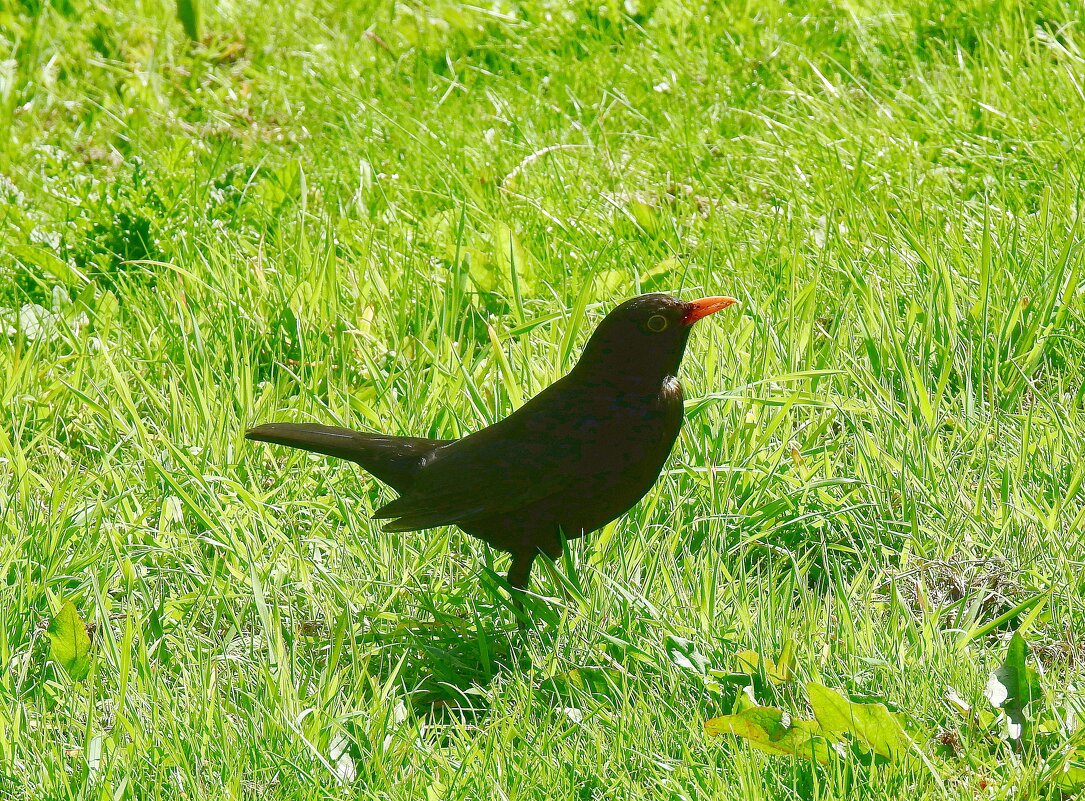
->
[2,0,1085,797]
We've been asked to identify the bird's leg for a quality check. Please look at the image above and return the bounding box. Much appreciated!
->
[507,552,535,592]
[506,552,536,627]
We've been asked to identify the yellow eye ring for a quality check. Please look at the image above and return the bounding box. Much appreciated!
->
[646,314,669,332]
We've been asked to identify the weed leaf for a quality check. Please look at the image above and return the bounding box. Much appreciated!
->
[46,601,92,681]
[807,682,909,760]
[705,706,833,763]
[984,631,1040,741]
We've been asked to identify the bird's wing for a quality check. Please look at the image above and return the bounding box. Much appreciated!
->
[373,382,594,532]
[372,436,577,531]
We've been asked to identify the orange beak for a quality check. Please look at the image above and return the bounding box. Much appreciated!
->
[681,296,738,326]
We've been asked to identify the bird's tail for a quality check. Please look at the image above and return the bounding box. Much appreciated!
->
[245,423,448,493]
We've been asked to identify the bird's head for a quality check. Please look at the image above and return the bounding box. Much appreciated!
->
[573,293,738,386]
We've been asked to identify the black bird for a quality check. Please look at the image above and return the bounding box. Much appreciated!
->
[246,293,736,593]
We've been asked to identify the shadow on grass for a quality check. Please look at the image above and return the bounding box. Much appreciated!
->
[347,569,564,725]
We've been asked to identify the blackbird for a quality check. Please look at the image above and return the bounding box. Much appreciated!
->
[246,292,736,593]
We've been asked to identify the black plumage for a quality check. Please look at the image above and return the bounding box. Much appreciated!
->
[246,292,736,592]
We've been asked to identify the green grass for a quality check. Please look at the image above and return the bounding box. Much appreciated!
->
[3,0,1085,797]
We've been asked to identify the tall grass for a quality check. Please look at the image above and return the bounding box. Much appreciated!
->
[1,0,1084,797]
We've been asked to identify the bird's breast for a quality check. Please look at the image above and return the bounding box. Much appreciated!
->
[590,380,685,478]
[540,379,684,537]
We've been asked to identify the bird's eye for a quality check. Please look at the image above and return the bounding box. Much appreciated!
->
[646,314,669,333]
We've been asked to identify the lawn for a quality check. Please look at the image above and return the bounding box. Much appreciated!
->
[2,0,1085,797]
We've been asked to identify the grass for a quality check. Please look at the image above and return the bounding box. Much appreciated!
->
[2,0,1085,797]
